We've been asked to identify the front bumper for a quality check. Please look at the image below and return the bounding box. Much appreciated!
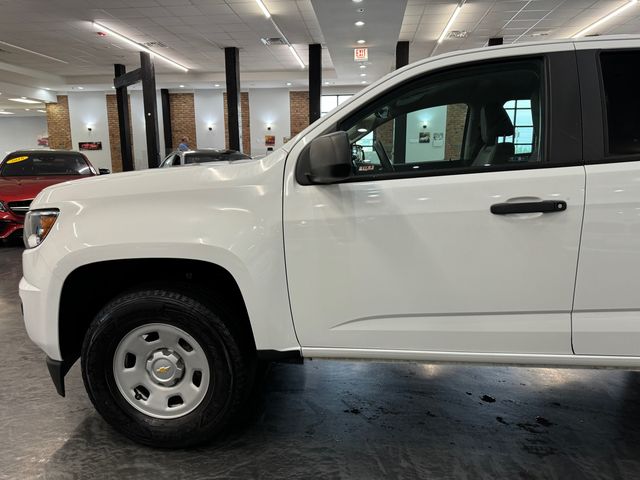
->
[0,210,24,239]
[21,274,69,396]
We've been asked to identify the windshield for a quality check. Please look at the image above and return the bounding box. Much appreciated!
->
[184,151,251,164]
[0,152,92,177]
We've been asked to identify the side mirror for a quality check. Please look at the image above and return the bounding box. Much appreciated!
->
[306,131,352,184]
[98,168,110,175]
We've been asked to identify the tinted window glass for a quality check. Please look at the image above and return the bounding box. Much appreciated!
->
[1,152,91,176]
[339,59,544,178]
[601,51,640,155]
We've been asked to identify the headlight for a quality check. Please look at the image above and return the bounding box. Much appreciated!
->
[23,209,59,249]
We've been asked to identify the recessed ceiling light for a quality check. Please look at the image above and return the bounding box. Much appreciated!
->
[357,128,367,132]
[214,83,220,87]
[361,80,367,84]
[77,86,84,90]
[179,85,185,88]
[355,20,365,26]
[324,81,330,85]
[25,108,30,111]
[0,111,14,115]
[360,73,367,77]
[359,64,366,69]
[286,82,292,86]
[353,0,363,3]
[9,97,40,104]
[111,86,115,89]
[357,39,366,44]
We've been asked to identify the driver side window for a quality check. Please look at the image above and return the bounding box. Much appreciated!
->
[342,59,544,178]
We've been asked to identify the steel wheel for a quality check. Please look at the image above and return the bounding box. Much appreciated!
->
[113,323,211,419]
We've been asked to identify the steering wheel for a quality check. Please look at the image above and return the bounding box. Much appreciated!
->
[374,139,394,172]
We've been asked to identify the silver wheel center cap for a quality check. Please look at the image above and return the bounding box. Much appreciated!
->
[145,349,185,386]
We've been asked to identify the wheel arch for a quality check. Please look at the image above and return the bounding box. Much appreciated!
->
[58,258,256,365]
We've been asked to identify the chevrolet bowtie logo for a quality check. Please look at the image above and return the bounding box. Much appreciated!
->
[156,366,171,374]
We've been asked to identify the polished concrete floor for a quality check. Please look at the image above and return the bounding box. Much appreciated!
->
[2,244,640,479]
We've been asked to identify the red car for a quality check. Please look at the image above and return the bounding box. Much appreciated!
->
[0,150,100,241]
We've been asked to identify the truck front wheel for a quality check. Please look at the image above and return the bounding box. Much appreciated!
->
[81,288,252,448]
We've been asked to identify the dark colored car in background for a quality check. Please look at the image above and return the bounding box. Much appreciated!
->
[0,150,99,241]
[160,149,252,167]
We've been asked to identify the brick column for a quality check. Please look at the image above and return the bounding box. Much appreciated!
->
[169,93,197,150]
[240,92,250,155]
[223,91,251,155]
[106,94,134,173]
[444,104,468,161]
[289,91,309,137]
[46,95,72,150]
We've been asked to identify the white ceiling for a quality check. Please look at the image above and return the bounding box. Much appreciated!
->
[404,0,640,61]
[0,0,638,94]
[312,0,408,85]
[0,0,329,75]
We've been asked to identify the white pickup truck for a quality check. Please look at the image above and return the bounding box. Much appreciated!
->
[20,36,640,447]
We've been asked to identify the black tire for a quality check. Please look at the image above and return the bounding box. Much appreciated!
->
[81,288,253,448]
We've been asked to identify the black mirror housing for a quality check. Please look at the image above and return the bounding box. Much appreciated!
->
[305,131,352,184]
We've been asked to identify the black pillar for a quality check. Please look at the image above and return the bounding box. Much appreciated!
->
[225,47,241,152]
[488,37,503,46]
[114,64,134,172]
[309,43,322,124]
[161,88,172,154]
[140,52,161,168]
[394,41,410,164]
[396,41,410,69]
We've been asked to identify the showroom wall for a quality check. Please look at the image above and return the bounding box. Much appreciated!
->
[129,90,166,170]
[39,86,363,171]
[194,90,225,150]
[0,116,48,156]
[67,92,112,170]
[406,105,448,163]
[249,89,291,156]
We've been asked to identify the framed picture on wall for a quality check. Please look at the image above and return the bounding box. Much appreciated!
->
[419,131,431,144]
[79,141,102,151]
[433,132,444,147]
[264,135,276,147]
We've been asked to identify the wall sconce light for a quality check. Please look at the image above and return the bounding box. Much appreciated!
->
[266,124,273,131]
[87,125,93,132]
[207,124,215,131]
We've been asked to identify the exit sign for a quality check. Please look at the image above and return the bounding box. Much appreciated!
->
[354,48,368,62]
